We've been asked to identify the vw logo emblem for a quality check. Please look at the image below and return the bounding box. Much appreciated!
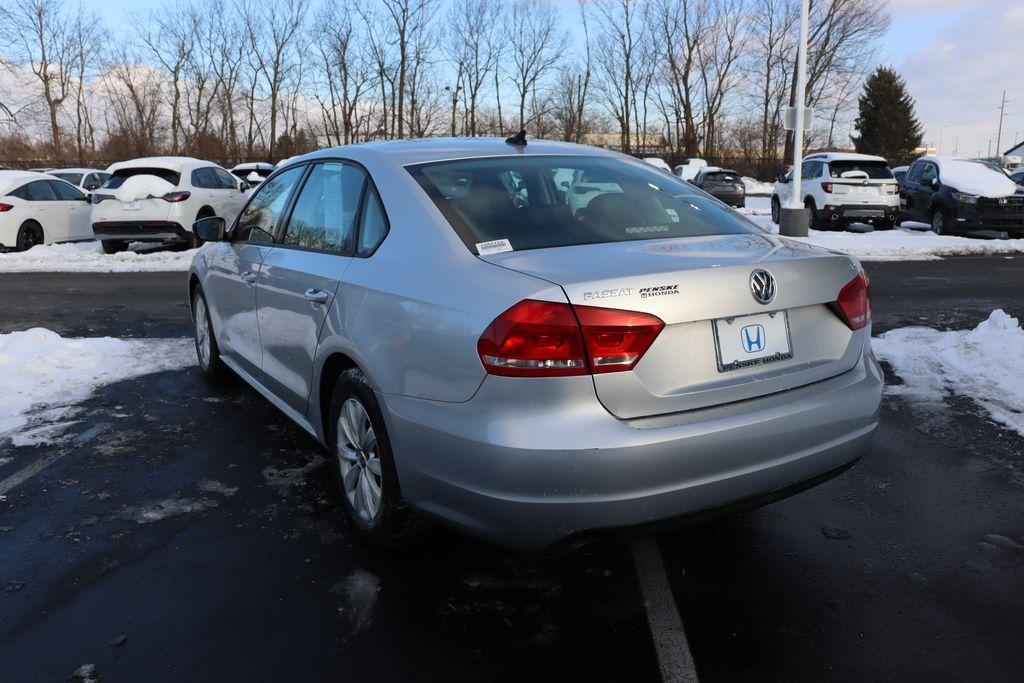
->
[749,269,776,305]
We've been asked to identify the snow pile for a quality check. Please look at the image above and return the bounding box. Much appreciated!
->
[873,310,1024,436]
[738,197,1024,260]
[112,174,176,203]
[742,177,774,196]
[0,328,195,441]
[934,158,1016,198]
[0,241,196,272]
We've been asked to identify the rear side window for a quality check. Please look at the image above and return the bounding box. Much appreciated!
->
[357,185,389,255]
[49,180,84,200]
[408,155,758,253]
[213,168,237,189]
[191,167,218,189]
[827,160,893,179]
[235,166,304,244]
[281,162,365,253]
[105,168,180,189]
[23,181,57,201]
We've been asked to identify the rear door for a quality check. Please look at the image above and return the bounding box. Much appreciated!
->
[256,161,365,413]
[204,165,306,379]
[212,167,248,221]
[22,180,59,237]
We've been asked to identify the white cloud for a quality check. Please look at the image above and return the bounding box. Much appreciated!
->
[899,5,1024,156]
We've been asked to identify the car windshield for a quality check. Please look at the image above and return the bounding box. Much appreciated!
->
[827,160,893,179]
[103,167,181,189]
[51,172,83,185]
[408,155,759,253]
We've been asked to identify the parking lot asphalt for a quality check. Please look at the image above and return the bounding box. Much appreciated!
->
[1,256,1023,681]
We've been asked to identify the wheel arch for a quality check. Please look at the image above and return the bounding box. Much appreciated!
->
[318,351,362,442]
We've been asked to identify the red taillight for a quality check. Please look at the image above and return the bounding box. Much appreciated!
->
[831,270,871,330]
[477,300,664,377]
[0,203,13,212]
[821,182,833,193]
[161,191,191,202]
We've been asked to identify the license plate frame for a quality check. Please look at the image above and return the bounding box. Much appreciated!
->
[712,310,793,372]
[122,201,140,211]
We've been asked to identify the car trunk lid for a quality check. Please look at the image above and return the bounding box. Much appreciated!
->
[481,233,866,419]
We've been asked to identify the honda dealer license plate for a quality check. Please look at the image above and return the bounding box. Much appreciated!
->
[713,311,792,372]
[123,201,140,210]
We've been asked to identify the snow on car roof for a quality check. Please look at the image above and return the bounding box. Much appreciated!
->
[107,156,218,174]
[231,162,275,171]
[804,152,888,164]
[920,156,1017,197]
[48,167,106,174]
[0,170,53,195]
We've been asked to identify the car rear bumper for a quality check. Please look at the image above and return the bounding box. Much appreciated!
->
[383,344,883,550]
[92,221,189,242]
[708,188,745,205]
[819,203,899,223]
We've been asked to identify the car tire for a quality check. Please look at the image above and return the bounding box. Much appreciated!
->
[191,286,226,381]
[931,207,951,235]
[770,197,780,225]
[328,368,427,549]
[736,198,746,209]
[804,198,822,229]
[101,240,128,254]
[15,221,44,251]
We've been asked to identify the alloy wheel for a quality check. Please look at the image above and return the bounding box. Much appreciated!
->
[336,398,383,522]
[193,296,212,369]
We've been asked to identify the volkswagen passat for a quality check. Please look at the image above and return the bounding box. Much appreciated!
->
[187,138,882,550]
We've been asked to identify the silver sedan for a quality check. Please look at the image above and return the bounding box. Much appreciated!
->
[187,138,882,551]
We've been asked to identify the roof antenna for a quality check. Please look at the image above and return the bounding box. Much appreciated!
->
[505,130,527,147]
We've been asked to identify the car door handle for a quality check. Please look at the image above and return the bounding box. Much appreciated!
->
[240,270,257,284]
[304,288,330,305]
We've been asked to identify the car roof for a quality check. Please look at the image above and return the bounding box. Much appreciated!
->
[48,167,106,174]
[231,162,275,171]
[700,166,739,174]
[107,156,217,173]
[803,152,888,164]
[0,170,54,195]
[284,137,628,168]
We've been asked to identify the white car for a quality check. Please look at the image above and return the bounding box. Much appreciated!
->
[91,157,249,253]
[48,168,111,194]
[771,152,900,231]
[0,170,93,251]
[673,158,708,181]
[230,162,275,189]
[641,157,673,174]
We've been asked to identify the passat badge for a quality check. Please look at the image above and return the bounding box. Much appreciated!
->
[749,269,776,305]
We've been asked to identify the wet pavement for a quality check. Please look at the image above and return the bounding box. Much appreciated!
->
[1,256,1022,681]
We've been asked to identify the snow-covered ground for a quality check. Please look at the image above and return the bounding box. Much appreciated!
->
[874,310,1024,437]
[742,177,774,196]
[0,328,195,444]
[739,196,1024,260]
[0,241,196,273]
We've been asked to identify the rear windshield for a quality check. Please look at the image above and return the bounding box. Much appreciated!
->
[827,160,893,179]
[103,167,181,189]
[51,172,83,185]
[232,168,272,180]
[408,155,759,253]
[704,171,740,182]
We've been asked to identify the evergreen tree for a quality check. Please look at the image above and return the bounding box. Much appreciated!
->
[852,67,924,162]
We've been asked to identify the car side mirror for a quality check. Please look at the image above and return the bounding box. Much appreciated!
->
[239,181,251,192]
[930,177,940,189]
[194,216,227,242]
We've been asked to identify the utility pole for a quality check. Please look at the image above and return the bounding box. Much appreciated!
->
[938,125,945,156]
[953,137,959,157]
[778,0,811,237]
[995,89,1007,157]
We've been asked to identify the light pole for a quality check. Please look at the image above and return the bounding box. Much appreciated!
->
[779,0,811,237]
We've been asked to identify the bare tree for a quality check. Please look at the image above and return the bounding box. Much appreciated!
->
[313,0,373,145]
[137,2,196,154]
[650,0,707,156]
[503,0,565,132]
[747,0,797,172]
[449,0,501,136]
[696,0,747,158]
[242,0,309,160]
[99,50,164,157]
[373,0,439,139]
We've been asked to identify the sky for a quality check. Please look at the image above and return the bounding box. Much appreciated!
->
[80,0,1024,158]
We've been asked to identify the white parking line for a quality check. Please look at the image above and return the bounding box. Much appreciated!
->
[0,423,108,497]
[632,537,700,683]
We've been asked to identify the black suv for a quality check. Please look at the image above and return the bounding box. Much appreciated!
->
[898,158,1024,235]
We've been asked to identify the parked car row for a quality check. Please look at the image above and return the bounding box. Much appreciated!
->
[0,157,257,252]
[770,152,1024,236]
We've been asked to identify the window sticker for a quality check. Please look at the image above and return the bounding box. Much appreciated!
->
[476,238,513,255]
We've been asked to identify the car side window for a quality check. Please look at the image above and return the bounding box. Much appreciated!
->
[234,166,304,244]
[213,168,237,189]
[357,183,389,256]
[82,173,103,191]
[49,180,85,201]
[919,163,937,185]
[800,161,815,180]
[906,163,922,183]
[281,162,365,253]
[25,181,57,201]
[191,167,217,189]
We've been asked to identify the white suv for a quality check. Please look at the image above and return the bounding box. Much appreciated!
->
[771,152,900,230]
[91,157,249,253]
